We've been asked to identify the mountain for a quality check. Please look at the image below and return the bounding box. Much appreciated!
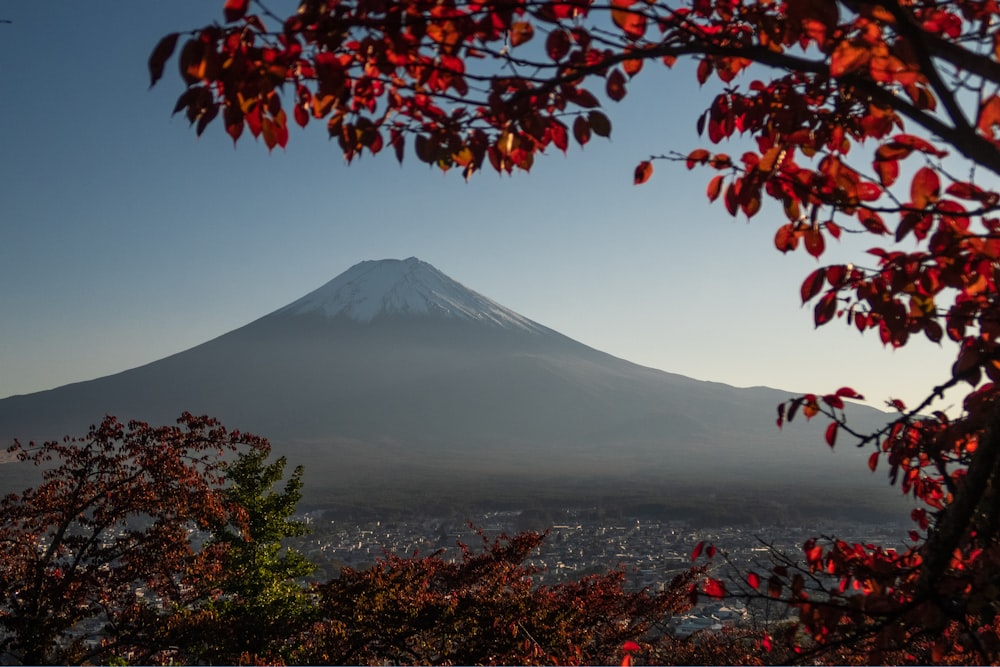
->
[0,258,903,519]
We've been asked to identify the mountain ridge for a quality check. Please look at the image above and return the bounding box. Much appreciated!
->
[0,258,903,517]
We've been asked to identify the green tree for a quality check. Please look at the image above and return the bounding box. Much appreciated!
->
[170,447,317,664]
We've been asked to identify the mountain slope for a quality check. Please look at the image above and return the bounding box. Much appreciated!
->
[0,258,900,516]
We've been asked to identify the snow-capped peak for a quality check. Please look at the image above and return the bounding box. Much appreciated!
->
[277,257,550,334]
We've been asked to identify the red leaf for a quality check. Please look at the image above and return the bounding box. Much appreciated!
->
[588,111,612,138]
[546,29,571,61]
[724,180,739,216]
[294,104,309,129]
[223,0,249,22]
[800,268,826,303]
[868,451,879,472]
[814,292,837,326]
[892,133,948,157]
[859,210,889,235]
[855,182,881,201]
[549,119,569,153]
[606,69,627,102]
[148,33,179,88]
[747,572,761,589]
[568,88,601,109]
[762,635,773,653]
[804,227,825,258]
[696,58,712,84]
[835,386,864,400]
[691,541,705,561]
[774,224,798,253]
[822,394,844,410]
[634,160,653,185]
[573,116,591,146]
[825,422,838,448]
[622,640,641,653]
[703,578,726,598]
[224,107,244,144]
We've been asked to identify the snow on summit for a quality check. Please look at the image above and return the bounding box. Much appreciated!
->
[278,257,550,333]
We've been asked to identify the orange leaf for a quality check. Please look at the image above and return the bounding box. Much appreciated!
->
[874,158,899,186]
[634,160,653,185]
[686,148,710,169]
[977,95,1000,137]
[911,167,940,208]
[830,39,871,77]
[611,0,647,39]
[706,174,724,202]
[510,22,534,47]
[774,224,798,253]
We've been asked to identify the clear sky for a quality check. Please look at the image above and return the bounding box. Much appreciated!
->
[0,2,962,418]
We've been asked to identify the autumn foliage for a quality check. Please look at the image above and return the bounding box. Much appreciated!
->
[286,530,699,665]
[0,415,711,665]
[0,414,267,664]
[148,0,1000,662]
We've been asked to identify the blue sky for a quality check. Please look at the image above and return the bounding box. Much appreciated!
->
[0,2,960,420]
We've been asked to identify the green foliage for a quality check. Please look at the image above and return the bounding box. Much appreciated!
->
[171,448,318,664]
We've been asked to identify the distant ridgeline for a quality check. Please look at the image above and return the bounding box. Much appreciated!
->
[0,258,904,519]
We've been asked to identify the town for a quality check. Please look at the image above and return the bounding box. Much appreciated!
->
[289,509,913,639]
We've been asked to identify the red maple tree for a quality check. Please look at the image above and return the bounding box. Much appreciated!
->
[284,529,700,665]
[0,413,268,664]
[153,0,1000,661]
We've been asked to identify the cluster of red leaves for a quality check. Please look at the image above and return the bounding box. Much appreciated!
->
[154,0,1000,661]
[281,528,701,665]
[0,413,269,665]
